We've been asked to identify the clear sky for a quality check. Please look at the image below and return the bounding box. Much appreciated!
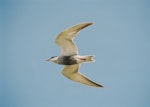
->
[1,0,150,107]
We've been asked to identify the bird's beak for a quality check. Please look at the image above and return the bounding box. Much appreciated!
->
[45,58,50,61]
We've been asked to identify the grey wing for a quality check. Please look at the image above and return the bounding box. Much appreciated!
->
[61,64,103,88]
[55,22,93,56]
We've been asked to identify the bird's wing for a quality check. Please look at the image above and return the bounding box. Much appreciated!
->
[61,64,103,88]
[55,22,93,56]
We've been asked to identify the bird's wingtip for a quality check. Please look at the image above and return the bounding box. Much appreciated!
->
[85,22,93,25]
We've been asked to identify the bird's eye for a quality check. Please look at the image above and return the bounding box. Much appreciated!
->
[50,56,56,59]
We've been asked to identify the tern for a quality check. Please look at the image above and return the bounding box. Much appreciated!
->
[46,22,103,88]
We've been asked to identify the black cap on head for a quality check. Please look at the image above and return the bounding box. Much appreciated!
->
[50,56,57,59]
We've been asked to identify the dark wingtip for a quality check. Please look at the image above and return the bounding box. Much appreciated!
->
[95,84,104,88]
[84,22,93,26]
[87,22,93,25]
[99,85,104,88]
[78,22,93,30]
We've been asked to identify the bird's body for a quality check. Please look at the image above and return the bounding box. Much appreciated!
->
[47,22,103,88]
[51,55,94,65]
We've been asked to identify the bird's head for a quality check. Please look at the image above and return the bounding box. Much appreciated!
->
[46,56,58,63]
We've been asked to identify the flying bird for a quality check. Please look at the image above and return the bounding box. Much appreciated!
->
[46,22,103,88]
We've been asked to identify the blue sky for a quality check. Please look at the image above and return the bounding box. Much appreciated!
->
[1,0,150,107]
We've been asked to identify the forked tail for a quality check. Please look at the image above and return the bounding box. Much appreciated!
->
[85,55,95,62]
[76,55,95,63]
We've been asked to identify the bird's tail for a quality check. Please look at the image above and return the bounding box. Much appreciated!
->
[84,55,95,62]
[75,55,95,63]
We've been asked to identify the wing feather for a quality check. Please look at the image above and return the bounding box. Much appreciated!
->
[61,64,103,88]
[55,22,93,56]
